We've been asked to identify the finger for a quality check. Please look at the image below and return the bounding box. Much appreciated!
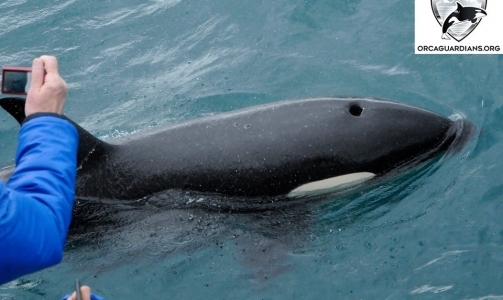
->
[67,291,76,300]
[81,286,92,300]
[40,55,59,75]
[30,58,44,90]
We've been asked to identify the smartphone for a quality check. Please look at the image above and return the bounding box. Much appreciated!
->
[1,67,32,95]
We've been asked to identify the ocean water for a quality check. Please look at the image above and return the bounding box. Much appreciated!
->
[0,0,502,299]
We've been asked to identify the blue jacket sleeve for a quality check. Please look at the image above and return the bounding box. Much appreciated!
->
[0,115,78,285]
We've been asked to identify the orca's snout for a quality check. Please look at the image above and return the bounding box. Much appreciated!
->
[343,99,476,174]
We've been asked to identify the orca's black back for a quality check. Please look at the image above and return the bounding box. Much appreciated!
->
[75,98,459,199]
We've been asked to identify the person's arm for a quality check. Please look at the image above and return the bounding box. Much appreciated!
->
[0,56,78,284]
[0,116,77,284]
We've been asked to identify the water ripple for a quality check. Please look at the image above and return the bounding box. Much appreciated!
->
[138,0,183,17]
[410,284,453,294]
[127,16,230,66]
[340,59,411,76]
[414,250,469,271]
[78,0,182,30]
[464,296,503,300]
[0,0,27,10]
[81,7,139,29]
[0,0,77,37]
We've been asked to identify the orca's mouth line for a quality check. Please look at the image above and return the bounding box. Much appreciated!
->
[365,117,474,186]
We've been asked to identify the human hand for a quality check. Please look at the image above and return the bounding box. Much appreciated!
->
[25,55,68,116]
[67,285,91,300]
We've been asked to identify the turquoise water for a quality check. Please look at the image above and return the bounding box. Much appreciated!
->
[1,0,502,299]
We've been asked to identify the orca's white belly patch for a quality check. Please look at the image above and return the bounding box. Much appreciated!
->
[287,172,376,198]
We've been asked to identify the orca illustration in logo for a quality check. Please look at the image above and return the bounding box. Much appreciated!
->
[431,0,487,42]
[441,2,487,40]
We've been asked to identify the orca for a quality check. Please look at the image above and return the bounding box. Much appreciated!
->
[0,97,475,201]
[442,2,487,40]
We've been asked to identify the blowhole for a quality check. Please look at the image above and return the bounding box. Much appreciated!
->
[349,104,363,116]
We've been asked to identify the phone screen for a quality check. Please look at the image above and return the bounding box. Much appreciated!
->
[2,68,32,95]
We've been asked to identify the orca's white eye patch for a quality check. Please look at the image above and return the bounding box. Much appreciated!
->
[287,172,376,198]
